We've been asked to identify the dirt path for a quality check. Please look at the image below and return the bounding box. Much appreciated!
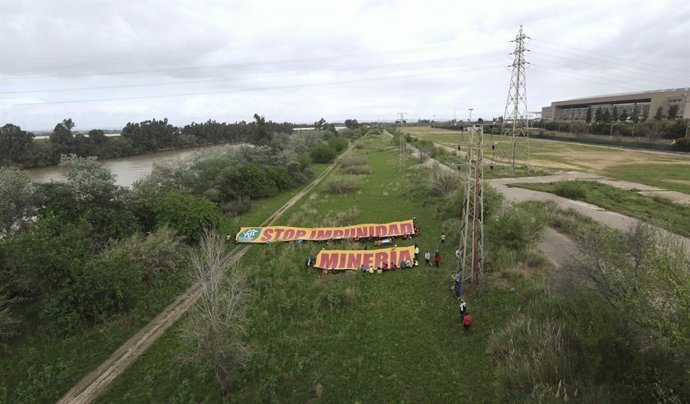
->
[58,142,355,404]
[385,129,579,268]
[491,177,690,254]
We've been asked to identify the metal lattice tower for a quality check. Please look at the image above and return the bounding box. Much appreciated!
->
[496,25,530,168]
[457,125,484,289]
[398,112,406,172]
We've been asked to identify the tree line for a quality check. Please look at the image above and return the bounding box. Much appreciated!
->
[0,117,294,168]
[0,118,361,357]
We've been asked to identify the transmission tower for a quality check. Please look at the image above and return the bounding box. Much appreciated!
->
[495,25,530,168]
[398,112,406,172]
[456,125,484,291]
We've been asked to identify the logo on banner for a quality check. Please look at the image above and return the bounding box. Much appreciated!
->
[237,228,261,242]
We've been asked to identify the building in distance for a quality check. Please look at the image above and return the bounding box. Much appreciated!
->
[541,88,690,122]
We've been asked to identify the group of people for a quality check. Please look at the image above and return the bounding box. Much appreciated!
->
[422,249,443,267]
[360,259,419,274]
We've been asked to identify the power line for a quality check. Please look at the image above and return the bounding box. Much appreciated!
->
[531,37,687,73]
[4,65,508,106]
[0,53,507,96]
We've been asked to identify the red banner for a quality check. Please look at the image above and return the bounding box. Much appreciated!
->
[314,246,415,270]
[235,219,415,243]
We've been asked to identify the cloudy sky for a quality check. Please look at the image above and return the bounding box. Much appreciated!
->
[1,0,688,130]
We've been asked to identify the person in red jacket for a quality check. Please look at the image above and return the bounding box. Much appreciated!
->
[463,313,473,332]
[434,250,442,268]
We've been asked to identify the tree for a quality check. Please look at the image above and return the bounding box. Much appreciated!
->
[619,110,629,122]
[638,121,664,143]
[310,143,336,163]
[568,224,690,380]
[314,118,327,130]
[344,119,360,129]
[602,109,611,123]
[668,104,679,119]
[121,118,178,153]
[179,230,250,395]
[88,129,108,145]
[59,155,116,205]
[586,106,592,124]
[612,106,619,122]
[0,167,35,236]
[654,106,664,120]
[0,124,35,165]
[594,106,603,123]
[49,118,75,148]
[631,104,640,124]
[249,114,272,146]
[151,192,222,243]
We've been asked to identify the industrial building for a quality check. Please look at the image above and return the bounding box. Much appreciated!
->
[541,88,690,122]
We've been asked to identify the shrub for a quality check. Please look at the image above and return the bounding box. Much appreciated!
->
[340,154,371,175]
[488,204,547,254]
[310,143,337,163]
[325,176,361,194]
[430,164,460,197]
[221,197,252,217]
[151,192,222,243]
[553,181,588,200]
[671,137,690,152]
[328,136,348,152]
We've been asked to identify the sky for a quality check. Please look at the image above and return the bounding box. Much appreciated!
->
[0,0,688,131]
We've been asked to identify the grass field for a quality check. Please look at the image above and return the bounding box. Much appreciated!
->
[0,165,330,404]
[404,126,690,194]
[96,135,545,402]
[511,180,690,238]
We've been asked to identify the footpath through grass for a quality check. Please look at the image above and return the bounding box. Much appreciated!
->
[511,180,690,237]
[0,165,329,404]
[97,135,531,402]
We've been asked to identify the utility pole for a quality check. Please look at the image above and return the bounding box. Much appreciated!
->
[494,25,530,168]
[468,108,474,123]
[457,124,484,291]
[398,112,406,173]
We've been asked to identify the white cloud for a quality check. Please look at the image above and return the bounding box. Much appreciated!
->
[0,0,688,130]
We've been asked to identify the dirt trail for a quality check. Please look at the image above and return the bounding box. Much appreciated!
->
[58,142,355,404]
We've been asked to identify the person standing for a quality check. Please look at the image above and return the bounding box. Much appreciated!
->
[424,251,431,266]
[441,232,446,244]
[459,299,467,321]
[414,244,420,260]
[463,313,473,332]
[434,250,441,268]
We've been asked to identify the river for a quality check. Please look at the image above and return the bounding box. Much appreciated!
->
[27,144,234,187]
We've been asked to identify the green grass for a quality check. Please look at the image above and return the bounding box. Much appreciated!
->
[404,126,690,173]
[604,163,690,195]
[0,165,330,404]
[97,136,539,403]
[511,180,690,237]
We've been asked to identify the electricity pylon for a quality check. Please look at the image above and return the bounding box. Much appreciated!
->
[495,25,530,168]
[398,112,406,172]
[457,125,484,290]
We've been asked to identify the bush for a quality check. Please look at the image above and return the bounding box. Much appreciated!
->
[151,192,222,243]
[430,164,460,197]
[488,204,547,254]
[553,181,588,200]
[671,137,690,152]
[328,136,348,153]
[310,143,337,163]
[340,154,371,175]
[325,176,361,194]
